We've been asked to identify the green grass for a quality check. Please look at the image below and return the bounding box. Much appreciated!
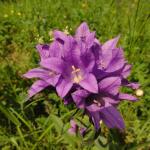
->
[0,0,150,149]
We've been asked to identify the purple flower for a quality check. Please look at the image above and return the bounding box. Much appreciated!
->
[72,77,137,130]
[92,35,139,90]
[68,119,87,136]
[23,22,140,132]
[40,35,98,98]
[75,22,96,52]
[23,43,61,98]
[93,36,125,78]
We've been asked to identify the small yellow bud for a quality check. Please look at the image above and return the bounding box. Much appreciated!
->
[49,30,53,37]
[82,3,86,8]
[63,29,69,35]
[17,12,21,16]
[11,10,14,14]
[38,36,44,44]
[135,89,144,97]
[4,14,8,18]
[49,30,54,41]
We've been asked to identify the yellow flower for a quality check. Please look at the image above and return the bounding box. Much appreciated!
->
[82,3,88,9]
[11,10,14,14]
[48,30,53,37]
[38,36,44,44]
[17,12,21,16]
[63,26,70,35]
[4,14,8,18]
[48,30,54,41]
[50,37,54,42]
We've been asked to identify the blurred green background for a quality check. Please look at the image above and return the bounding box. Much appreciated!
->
[0,0,150,149]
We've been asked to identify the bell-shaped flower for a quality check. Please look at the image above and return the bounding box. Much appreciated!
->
[68,119,87,136]
[71,77,138,130]
[40,36,98,98]
[23,42,62,98]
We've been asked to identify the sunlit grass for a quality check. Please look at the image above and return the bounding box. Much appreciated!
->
[0,0,149,149]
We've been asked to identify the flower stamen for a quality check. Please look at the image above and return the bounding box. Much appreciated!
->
[71,65,80,73]
[71,66,82,83]
[93,100,101,107]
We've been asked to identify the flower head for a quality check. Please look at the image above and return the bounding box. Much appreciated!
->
[23,22,139,131]
[71,76,137,130]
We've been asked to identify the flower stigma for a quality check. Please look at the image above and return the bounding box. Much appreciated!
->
[71,65,82,83]
[93,99,101,107]
[49,71,56,77]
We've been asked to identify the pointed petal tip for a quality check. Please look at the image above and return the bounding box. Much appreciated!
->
[80,22,89,27]
[102,35,121,51]
[119,93,138,101]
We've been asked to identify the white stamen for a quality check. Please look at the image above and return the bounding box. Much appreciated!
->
[71,66,82,83]
[94,100,101,107]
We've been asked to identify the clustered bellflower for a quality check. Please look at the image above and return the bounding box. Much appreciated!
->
[23,22,140,133]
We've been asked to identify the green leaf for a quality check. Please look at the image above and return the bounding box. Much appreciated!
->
[50,114,64,134]
[0,104,21,126]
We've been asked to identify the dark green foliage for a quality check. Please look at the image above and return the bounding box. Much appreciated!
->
[0,0,150,149]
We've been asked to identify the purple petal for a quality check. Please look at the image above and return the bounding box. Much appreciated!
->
[63,36,81,65]
[106,48,125,72]
[100,36,120,68]
[23,68,49,79]
[86,103,101,112]
[75,22,90,40]
[121,64,132,78]
[46,74,60,86]
[122,79,140,89]
[56,78,73,98]
[79,127,87,136]
[53,30,68,44]
[36,44,50,60]
[68,119,77,135]
[80,51,95,72]
[102,36,120,51]
[40,57,65,73]
[98,77,121,95]
[118,93,138,101]
[100,106,125,130]
[86,32,95,48]
[94,38,101,45]
[86,109,101,130]
[68,128,76,135]
[72,89,89,108]
[70,119,77,128]
[91,41,101,61]
[64,97,73,105]
[49,41,62,57]
[28,80,49,98]
[79,73,98,93]
[102,97,120,105]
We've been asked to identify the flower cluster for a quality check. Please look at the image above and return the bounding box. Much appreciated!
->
[23,22,140,132]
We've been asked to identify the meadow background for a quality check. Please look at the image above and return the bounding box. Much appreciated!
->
[0,0,150,149]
